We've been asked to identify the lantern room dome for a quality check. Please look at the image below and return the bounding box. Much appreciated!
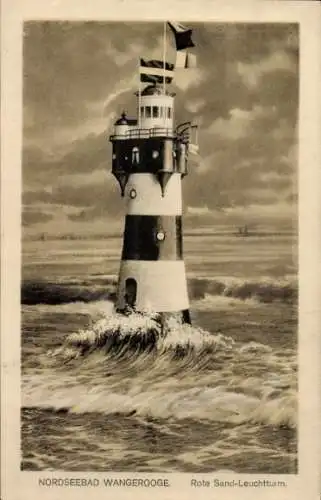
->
[142,85,163,96]
[138,84,175,97]
[115,111,128,125]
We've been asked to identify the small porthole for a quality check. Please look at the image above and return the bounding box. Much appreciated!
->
[152,150,159,159]
[129,188,137,199]
[156,230,165,242]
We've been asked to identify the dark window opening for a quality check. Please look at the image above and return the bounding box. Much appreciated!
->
[125,278,137,308]
[152,106,158,118]
[182,309,191,324]
[132,147,139,165]
[146,106,151,118]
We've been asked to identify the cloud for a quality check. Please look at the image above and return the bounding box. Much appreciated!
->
[22,22,299,235]
[208,105,277,140]
[187,205,212,216]
[174,68,205,92]
[23,208,122,236]
[57,169,108,188]
[237,49,296,89]
[22,210,53,227]
[23,132,109,186]
[223,201,296,220]
[105,40,145,67]
[185,97,205,114]
[24,178,119,212]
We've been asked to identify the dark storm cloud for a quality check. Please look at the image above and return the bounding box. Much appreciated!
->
[24,179,121,214]
[22,210,53,227]
[180,23,298,122]
[67,204,117,222]
[23,21,162,138]
[23,21,298,232]
[23,132,111,186]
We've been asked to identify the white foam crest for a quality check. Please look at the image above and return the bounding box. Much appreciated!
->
[247,390,297,428]
[33,306,297,429]
[161,319,235,352]
[22,377,297,429]
[195,275,297,287]
[65,310,160,346]
[193,294,260,311]
[49,310,237,365]
[26,300,114,316]
[189,274,297,305]
[238,342,273,354]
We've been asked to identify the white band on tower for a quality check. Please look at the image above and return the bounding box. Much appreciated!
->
[126,173,182,216]
[110,82,192,324]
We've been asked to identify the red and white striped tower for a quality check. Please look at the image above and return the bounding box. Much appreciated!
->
[109,22,197,325]
[110,84,191,325]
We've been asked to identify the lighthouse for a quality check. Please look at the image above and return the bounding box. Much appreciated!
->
[109,22,197,325]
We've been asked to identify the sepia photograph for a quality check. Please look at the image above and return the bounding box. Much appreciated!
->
[20,20,299,474]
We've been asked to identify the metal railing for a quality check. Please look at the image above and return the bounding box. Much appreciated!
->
[110,127,176,141]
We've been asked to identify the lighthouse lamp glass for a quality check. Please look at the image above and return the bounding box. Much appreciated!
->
[156,231,165,242]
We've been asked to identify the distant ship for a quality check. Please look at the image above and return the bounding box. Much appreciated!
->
[236,225,251,237]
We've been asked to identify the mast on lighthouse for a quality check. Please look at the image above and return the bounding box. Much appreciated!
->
[109,22,197,325]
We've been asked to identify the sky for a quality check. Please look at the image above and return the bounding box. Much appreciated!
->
[22,21,298,237]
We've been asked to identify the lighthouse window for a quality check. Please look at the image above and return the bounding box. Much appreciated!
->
[132,147,139,165]
[129,188,137,199]
[167,108,172,119]
[156,230,166,242]
[140,106,144,118]
[152,106,158,118]
[145,106,151,118]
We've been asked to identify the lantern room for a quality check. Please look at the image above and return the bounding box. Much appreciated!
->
[136,85,175,131]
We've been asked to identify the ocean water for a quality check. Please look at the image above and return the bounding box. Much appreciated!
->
[21,233,298,473]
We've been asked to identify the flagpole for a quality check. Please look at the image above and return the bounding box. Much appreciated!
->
[163,21,166,96]
[138,58,141,128]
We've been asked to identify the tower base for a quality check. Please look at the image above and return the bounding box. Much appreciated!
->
[115,307,191,330]
[158,309,191,326]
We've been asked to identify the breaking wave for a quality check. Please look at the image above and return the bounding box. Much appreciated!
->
[190,276,297,304]
[22,310,297,429]
[23,383,296,429]
[21,275,297,306]
[48,311,235,363]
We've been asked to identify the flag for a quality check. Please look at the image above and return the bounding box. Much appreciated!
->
[140,59,174,71]
[168,22,195,51]
[140,73,173,84]
[139,58,174,84]
[175,51,197,68]
[175,51,187,69]
[185,52,197,68]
